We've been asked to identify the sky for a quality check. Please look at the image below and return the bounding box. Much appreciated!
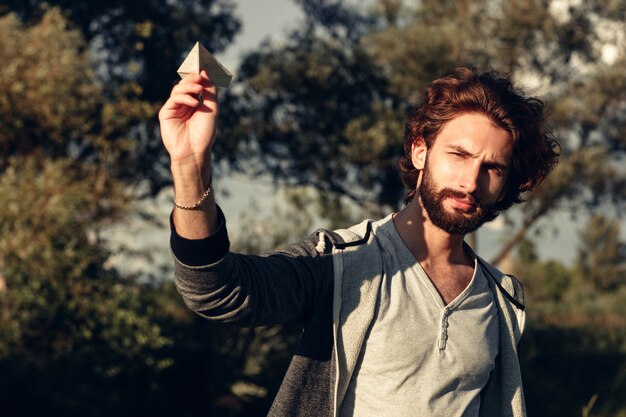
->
[217,0,304,72]
[107,0,588,278]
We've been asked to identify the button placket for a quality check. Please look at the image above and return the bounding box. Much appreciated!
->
[438,308,450,351]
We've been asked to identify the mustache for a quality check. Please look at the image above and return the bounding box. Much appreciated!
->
[439,188,484,208]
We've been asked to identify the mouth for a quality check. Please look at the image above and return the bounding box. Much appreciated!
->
[447,196,478,213]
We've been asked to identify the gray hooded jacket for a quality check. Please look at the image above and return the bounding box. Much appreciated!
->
[172,213,526,417]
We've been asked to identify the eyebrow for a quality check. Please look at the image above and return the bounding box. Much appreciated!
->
[447,145,509,171]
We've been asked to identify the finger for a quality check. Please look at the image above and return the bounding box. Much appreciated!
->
[162,93,202,112]
[172,81,204,96]
[159,97,192,121]
[198,90,218,106]
[171,92,203,108]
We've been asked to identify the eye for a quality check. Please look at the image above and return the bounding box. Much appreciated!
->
[486,165,504,177]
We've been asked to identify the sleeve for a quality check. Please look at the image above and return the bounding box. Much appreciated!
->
[170,206,334,327]
[170,205,230,266]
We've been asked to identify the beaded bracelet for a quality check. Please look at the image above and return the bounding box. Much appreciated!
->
[174,183,212,210]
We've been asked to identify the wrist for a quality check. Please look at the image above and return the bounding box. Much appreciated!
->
[174,179,212,210]
[171,158,212,205]
[170,154,212,185]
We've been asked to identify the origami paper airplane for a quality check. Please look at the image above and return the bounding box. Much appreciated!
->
[177,42,233,88]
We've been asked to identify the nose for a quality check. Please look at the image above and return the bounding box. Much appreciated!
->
[458,162,480,194]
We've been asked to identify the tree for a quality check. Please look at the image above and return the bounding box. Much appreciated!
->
[510,232,626,417]
[0,7,246,416]
[221,0,626,263]
[0,0,241,195]
[0,2,337,414]
[0,11,176,413]
[511,237,572,303]
[0,9,100,167]
[577,213,625,291]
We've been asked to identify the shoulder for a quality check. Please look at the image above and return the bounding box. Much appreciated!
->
[477,255,525,310]
[311,218,375,254]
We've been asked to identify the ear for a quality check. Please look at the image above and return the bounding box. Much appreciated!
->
[411,138,428,170]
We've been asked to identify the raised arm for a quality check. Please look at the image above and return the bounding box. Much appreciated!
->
[158,71,336,327]
[158,70,218,238]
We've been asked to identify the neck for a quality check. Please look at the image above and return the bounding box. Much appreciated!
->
[392,197,472,267]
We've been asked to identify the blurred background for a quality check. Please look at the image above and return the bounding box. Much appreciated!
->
[0,0,625,416]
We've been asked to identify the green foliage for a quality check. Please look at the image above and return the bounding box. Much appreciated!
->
[0,156,176,415]
[223,0,626,265]
[0,0,241,195]
[0,0,240,96]
[514,237,572,303]
[0,5,295,416]
[0,6,161,192]
[0,10,100,163]
[522,324,626,417]
[513,230,626,416]
[0,5,285,417]
[577,214,626,291]
[0,1,625,416]
[220,29,398,206]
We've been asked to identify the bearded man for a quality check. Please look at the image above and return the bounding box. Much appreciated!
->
[159,66,559,417]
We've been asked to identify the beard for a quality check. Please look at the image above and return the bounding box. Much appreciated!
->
[418,161,499,235]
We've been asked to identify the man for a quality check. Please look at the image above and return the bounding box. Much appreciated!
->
[159,67,559,417]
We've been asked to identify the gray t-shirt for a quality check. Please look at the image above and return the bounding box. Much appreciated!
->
[340,216,499,417]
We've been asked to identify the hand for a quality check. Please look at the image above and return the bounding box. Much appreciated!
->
[158,70,218,172]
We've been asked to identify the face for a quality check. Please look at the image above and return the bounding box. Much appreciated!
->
[411,113,514,235]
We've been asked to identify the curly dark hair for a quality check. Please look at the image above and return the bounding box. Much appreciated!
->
[398,67,560,211]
